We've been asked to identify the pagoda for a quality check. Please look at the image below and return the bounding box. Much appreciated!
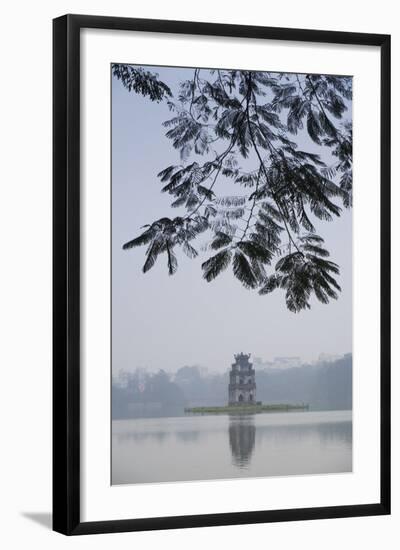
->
[228,353,256,405]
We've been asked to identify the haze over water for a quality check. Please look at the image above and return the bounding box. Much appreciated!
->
[112,410,352,485]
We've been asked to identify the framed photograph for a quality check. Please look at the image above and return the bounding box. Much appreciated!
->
[53,14,390,535]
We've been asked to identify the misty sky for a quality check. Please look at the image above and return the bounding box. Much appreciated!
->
[112,65,352,373]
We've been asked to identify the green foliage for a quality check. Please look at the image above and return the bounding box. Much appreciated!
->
[185,403,308,414]
[112,64,172,102]
[202,249,232,282]
[259,235,341,312]
[115,66,352,312]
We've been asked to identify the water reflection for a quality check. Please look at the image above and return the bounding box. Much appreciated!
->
[254,419,352,447]
[114,429,173,444]
[226,414,352,471]
[228,414,256,469]
[114,429,202,444]
[112,410,352,484]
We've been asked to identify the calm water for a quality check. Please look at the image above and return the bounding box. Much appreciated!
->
[112,410,352,485]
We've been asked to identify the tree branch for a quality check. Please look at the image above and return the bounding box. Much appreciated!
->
[184,138,237,220]
[245,73,303,256]
[306,75,350,147]
[237,168,261,242]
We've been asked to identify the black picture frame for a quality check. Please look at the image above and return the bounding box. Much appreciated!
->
[53,14,391,535]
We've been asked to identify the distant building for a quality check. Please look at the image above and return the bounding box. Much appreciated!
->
[273,356,302,369]
[228,353,256,405]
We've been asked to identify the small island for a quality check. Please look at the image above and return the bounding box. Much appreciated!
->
[185,353,309,415]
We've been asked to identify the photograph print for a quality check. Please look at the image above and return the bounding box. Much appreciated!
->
[111,63,353,485]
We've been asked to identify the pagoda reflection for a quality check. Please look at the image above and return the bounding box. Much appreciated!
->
[228,414,256,469]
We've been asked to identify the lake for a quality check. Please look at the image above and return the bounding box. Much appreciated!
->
[112,409,352,485]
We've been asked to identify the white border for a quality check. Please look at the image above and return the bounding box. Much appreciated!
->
[81,28,381,522]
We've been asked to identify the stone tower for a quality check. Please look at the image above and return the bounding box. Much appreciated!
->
[228,353,256,405]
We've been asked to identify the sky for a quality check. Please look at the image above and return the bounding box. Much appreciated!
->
[111,66,352,374]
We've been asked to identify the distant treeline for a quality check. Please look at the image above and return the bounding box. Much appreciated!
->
[112,354,352,419]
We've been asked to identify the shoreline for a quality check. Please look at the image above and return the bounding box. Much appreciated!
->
[184,403,309,415]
